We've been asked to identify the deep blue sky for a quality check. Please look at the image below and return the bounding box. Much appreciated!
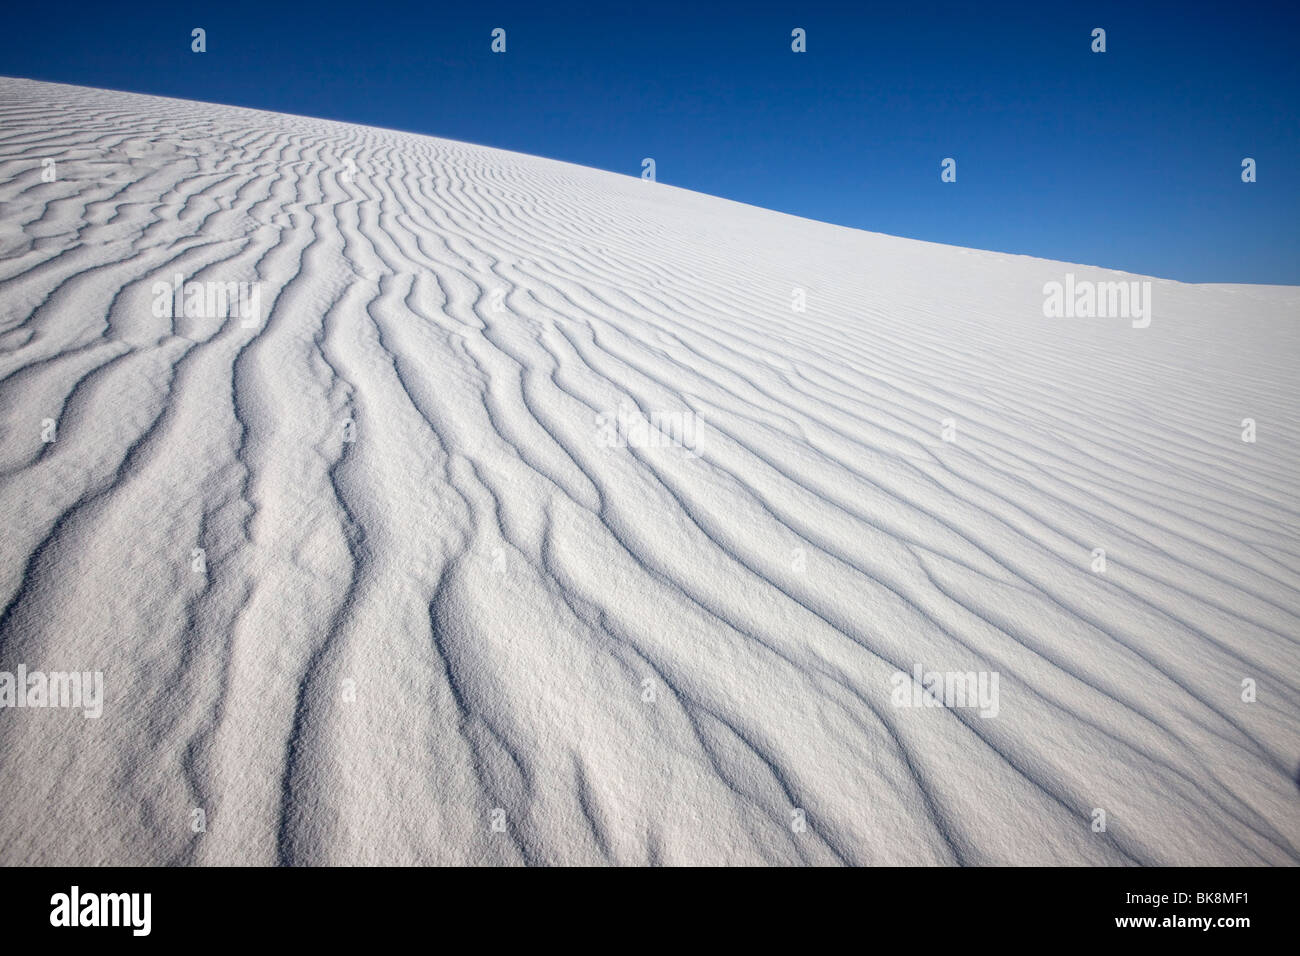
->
[2,0,1296,283]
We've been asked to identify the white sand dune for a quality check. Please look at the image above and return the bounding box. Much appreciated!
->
[0,76,1297,866]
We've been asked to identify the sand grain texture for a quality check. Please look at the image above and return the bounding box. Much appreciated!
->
[0,78,1297,865]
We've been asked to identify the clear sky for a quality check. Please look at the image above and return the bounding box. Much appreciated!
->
[2,0,1296,283]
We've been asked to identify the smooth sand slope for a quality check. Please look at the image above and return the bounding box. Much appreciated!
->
[0,77,1297,865]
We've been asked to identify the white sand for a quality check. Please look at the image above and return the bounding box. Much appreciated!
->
[0,77,1296,865]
